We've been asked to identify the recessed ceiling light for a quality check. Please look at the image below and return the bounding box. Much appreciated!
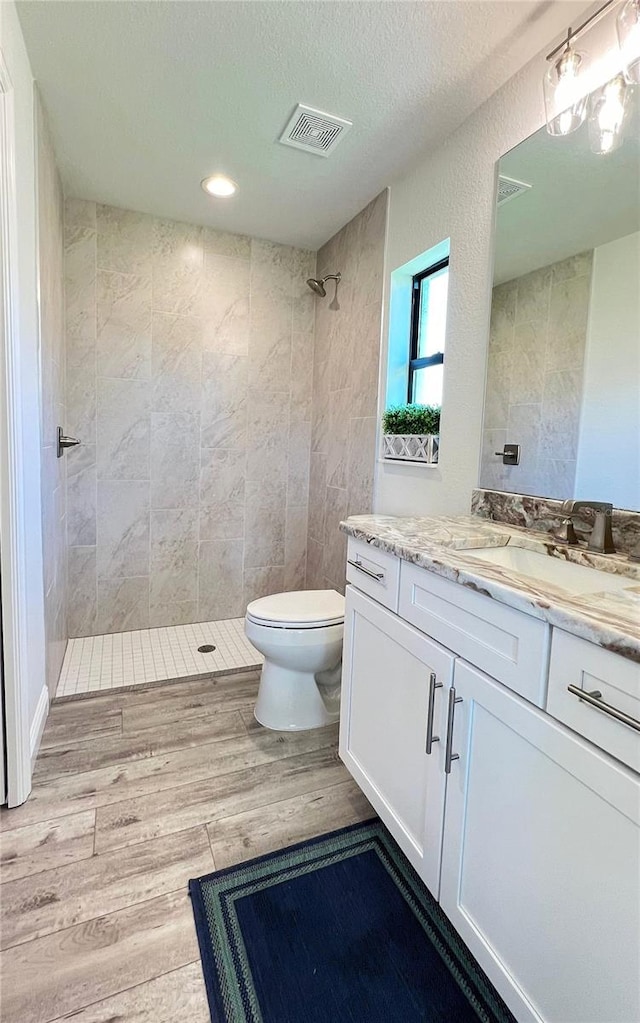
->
[201,174,237,198]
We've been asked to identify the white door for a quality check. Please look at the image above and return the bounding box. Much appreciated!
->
[340,585,454,894]
[440,659,640,1023]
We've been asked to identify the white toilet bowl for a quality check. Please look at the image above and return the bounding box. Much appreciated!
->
[245,590,345,731]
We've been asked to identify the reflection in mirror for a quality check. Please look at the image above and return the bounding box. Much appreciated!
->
[481,90,640,511]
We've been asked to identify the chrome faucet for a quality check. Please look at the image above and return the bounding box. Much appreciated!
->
[558,500,616,555]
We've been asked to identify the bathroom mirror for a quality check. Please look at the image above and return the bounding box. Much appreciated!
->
[481,90,640,510]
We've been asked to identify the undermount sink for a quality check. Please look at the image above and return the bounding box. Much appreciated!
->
[464,544,635,595]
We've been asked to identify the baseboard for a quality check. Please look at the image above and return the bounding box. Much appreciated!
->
[30,684,49,762]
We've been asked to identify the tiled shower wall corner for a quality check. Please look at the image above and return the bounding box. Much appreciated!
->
[306,190,387,591]
[481,250,592,500]
[36,93,67,696]
[64,200,316,636]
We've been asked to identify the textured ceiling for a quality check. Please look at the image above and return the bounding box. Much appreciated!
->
[17,0,591,249]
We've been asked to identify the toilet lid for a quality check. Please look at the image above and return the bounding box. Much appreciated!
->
[246,589,345,628]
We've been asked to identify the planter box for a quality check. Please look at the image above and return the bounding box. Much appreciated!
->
[382,434,439,464]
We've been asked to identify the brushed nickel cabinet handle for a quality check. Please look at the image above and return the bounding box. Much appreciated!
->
[425,671,443,754]
[347,558,384,582]
[567,685,640,733]
[445,686,463,774]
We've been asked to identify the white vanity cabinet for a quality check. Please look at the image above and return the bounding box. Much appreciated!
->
[440,659,640,1023]
[340,537,640,1023]
[339,586,454,894]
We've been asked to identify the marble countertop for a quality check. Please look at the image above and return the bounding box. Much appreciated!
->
[340,514,640,663]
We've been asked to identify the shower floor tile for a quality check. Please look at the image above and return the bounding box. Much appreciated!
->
[56,618,263,699]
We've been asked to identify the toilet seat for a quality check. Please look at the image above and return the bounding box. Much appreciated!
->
[246,589,345,630]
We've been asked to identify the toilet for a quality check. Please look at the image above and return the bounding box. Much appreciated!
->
[245,589,345,731]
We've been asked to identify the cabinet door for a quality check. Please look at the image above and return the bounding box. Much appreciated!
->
[440,659,640,1023]
[339,585,454,894]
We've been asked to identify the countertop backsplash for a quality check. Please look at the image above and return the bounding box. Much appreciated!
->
[471,488,640,561]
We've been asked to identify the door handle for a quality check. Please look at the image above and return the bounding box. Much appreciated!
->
[444,686,463,774]
[57,427,81,458]
[425,672,443,754]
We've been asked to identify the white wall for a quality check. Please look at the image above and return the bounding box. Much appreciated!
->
[0,4,47,744]
[375,6,623,518]
[575,231,640,509]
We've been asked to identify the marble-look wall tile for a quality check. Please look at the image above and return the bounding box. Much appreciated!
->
[244,567,285,608]
[201,352,248,450]
[481,251,592,501]
[204,227,251,262]
[246,392,289,486]
[308,452,327,544]
[323,486,349,592]
[351,328,382,419]
[66,200,316,633]
[97,576,150,634]
[287,420,311,503]
[152,218,203,270]
[244,480,286,569]
[96,270,152,379]
[150,411,200,509]
[149,507,198,605]
[326,388,351,490]
[284,506,308,591]
[540,369,583,462]
[67,546,97,638]
[306,192,387,588]
[64,218,96,343]
[505,404,542,495]
[347,417,377,516]
[152,261,203,317]
[97,377,151,480]
[290,332,314,423]
[306,537,324,590]
[96,480,150,579]
[96,205,153,275]
[149,600,198,629]
[198,540,244,620]
[199,448,245,540]
[202,256,250,355]
[66,338,97,443]
[37,97,67,694]
[66,443,96,546]
[152,312,202,413]
[310,357,330,455]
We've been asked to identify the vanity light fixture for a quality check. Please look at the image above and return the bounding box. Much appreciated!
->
[201,174,237,198]
[588,74,630,153]
[542,0,633,138]
[543,34,589,135]
[617,0,640,83]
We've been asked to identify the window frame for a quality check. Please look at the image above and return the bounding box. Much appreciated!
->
[407,256,449,404]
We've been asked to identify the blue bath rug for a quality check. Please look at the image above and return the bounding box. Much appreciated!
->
[189,819,516,1023]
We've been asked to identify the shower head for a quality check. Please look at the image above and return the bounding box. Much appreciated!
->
[306,272,341,297]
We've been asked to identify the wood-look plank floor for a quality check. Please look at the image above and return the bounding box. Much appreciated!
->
[0,670,373,1023]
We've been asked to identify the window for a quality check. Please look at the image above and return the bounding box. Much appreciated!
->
[408,258,449,405]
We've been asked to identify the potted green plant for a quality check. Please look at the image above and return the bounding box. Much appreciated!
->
[382,403,441,463]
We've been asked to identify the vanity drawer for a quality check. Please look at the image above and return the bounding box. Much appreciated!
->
[547,630,640,772]
[399,562,549,706]
[346,538,400,612]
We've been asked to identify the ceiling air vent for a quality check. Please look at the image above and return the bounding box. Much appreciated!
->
[497,175,532,207]
[279,104,352,157]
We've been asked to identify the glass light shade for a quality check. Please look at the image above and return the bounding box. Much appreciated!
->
[588,75,630,155]
[617,0,640,85]
[544,46,589,135]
